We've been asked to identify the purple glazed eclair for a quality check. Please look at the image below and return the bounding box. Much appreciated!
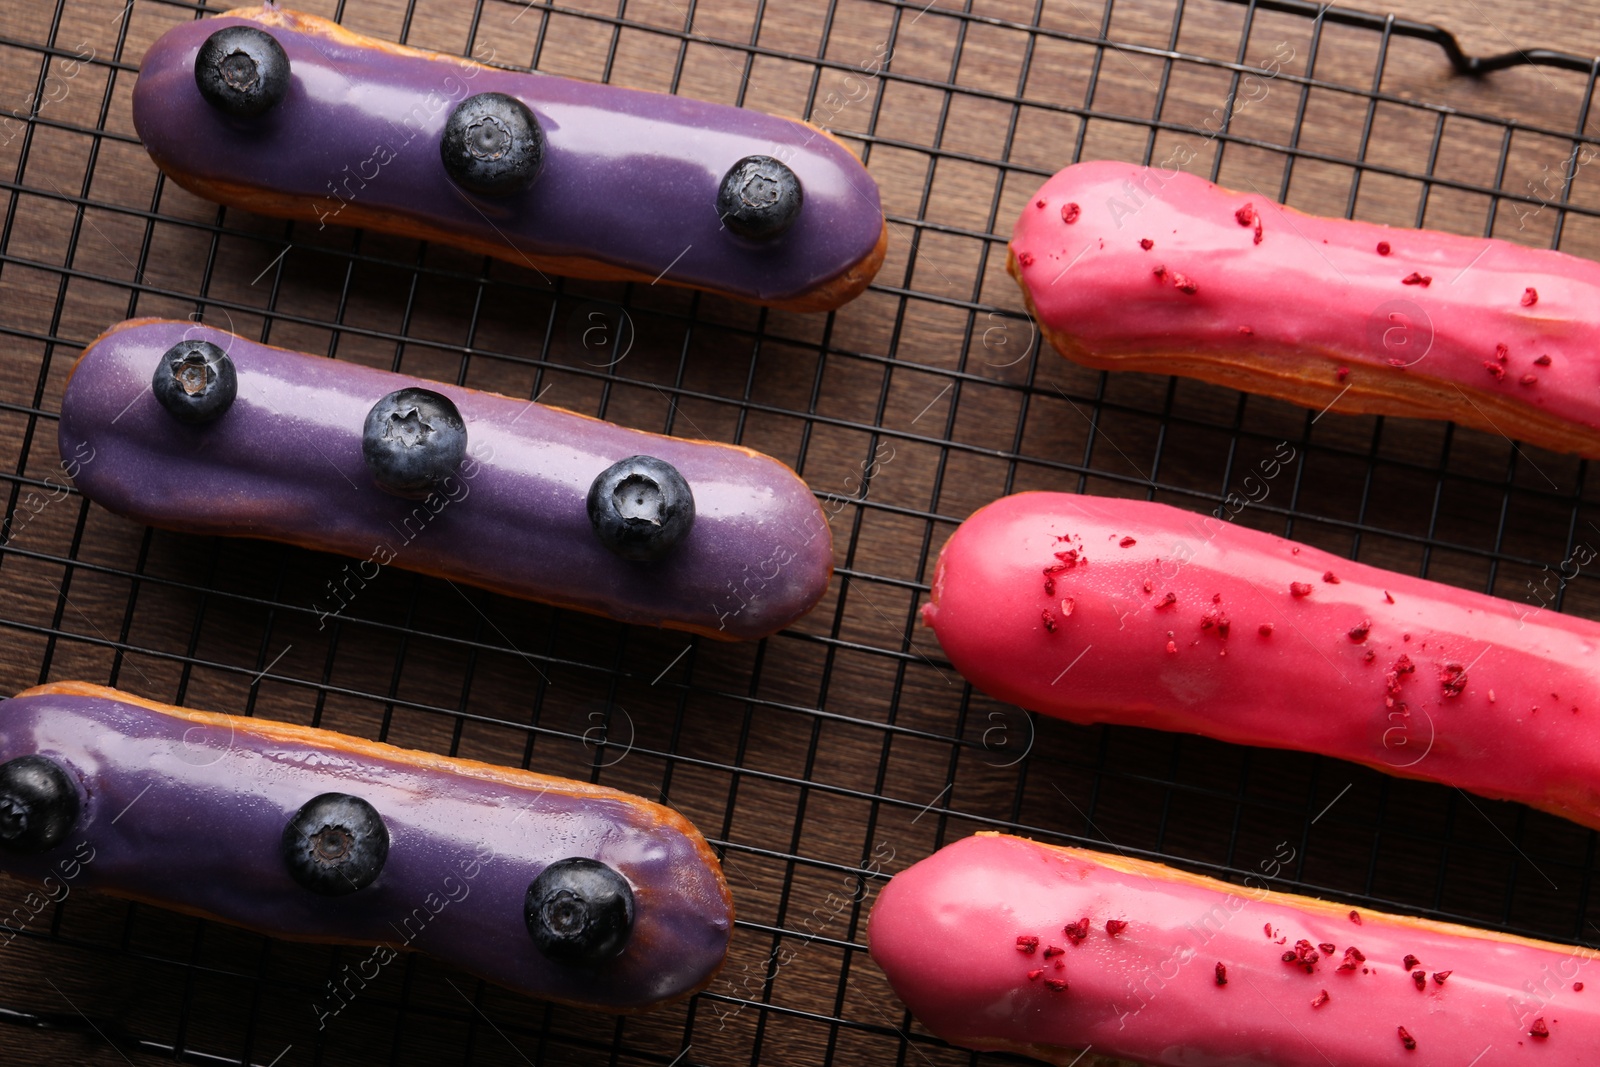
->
[130,6,888,311]
[59,319,834,640]
[0,682,733,1012]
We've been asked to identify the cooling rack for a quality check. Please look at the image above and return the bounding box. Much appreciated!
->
[0,0,1598,1063]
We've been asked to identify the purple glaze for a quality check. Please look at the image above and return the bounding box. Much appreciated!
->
[131,6,885,307]
[0,684,733,1011]
[59,319,834,639]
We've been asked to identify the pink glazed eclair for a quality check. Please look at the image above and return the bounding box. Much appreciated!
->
[870,833,1599,1065]
[921,493,1600,831]
[1009,161,1600,457]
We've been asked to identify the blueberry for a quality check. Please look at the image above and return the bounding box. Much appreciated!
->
[0,755,79,855]
[524,858,633,965]
[280,793,389,896]
[194,26,290,119]
[152,340,237,424]
[362,388,468,498]
[716,155,803,240]
[440,93,544,196]
[586,455,695,561]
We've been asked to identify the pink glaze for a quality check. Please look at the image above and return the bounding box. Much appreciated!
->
[921,493,1600,830]
[1009,162,1600,452]
[870,834,1599,1065]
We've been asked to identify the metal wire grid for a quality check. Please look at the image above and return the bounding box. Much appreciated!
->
[0,0,1597,1064]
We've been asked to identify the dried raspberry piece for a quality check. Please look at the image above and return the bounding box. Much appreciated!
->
[1201,607,1231,639]
[1398,1026,1416,1050]
[1017,935,1039,953]
[1106,920,1128,936]
[1027,968,1043,980]
[1044,977,1069,992]
[1495,342,1510,362]
[1535,354,1552,366]
[1530,1018,1549,1038]
[1171,272,1199,294]
[1311,989,1330,1008]
[1376,241,1391,255]
[1484,361,1506,380]
[1439,663,1467,697]
[1412,969,1426,990]
[1520,373,1538,386]
[1043,945,1064,958]
[1064,917,1091,943]
[1157,592,1177,609]
[1521,287,1538,306]
[1338,946,1366,970]
[1385,656,1416,707]
[1259,623,1274,636]
[1284,939,1320,972]
[1403,954,1421,970]
[1402,272,1431,286]
[1318,943,1336,956]
[1041,609,1057,633]
[1215,962,1228,985]
[1323,571,1341,584]
[1139,238,1153,250]
[1061,202,1081,224]
[1349,910,1362,925]
[1235,204,1256,226]
[1336,366,1350,380]
[1119,536,1137,547]
[1290,582,1313,597]
[1432,971,1450,985]
[1348,619,1371,642]
[1017,252,1035,267]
